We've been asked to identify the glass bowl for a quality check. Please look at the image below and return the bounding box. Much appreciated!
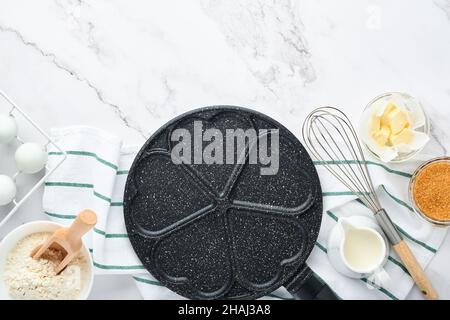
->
[409,156,450,227]
[361,92,430,163]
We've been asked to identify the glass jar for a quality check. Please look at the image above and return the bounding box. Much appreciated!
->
[409,156,450,227]
[362,92,430,163]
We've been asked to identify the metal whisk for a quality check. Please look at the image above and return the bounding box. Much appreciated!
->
[302,106,438,300]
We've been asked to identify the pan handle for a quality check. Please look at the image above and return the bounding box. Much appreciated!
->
[285,265,338,300]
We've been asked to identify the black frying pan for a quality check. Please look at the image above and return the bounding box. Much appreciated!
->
[124,106,337,300]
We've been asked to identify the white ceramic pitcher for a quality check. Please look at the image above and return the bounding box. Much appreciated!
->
[327,215,390,288]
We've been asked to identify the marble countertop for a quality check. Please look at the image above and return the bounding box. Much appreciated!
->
[0,0,449,300]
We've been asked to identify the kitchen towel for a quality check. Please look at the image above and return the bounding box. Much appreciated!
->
[43,126,448,300]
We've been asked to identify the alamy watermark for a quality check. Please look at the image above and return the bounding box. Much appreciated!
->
[170,121,279,175]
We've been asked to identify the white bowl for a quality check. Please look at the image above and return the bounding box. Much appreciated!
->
[0,221,94,300]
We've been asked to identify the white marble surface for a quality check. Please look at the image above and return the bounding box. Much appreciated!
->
[0,0,450,300]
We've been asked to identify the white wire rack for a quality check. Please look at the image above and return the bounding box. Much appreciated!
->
[0,90,66,229]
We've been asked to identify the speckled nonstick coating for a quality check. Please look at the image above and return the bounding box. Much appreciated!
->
[124,106,323,300]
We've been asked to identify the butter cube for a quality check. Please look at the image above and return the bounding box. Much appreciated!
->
[384,102,397,115]
[372,125,391,146]
[388,108,409,134]
[371,115,381,134]
[390,127,414,145]
[381,105,409,134]
[379,102,397,124]
[380,107,391,127]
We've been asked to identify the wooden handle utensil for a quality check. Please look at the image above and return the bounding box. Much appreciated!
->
[31,209,97,274]
[393,240,438,300]
[375,209,438,300]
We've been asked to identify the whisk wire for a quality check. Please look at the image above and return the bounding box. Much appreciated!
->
[313,115,371,195]
[334,108,381,209]
[326,111,380,207]
[302,107,381,213]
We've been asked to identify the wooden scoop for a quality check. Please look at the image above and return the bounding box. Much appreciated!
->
[31,209,97,274]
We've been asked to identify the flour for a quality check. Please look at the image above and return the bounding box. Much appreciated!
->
[3,232,89,300]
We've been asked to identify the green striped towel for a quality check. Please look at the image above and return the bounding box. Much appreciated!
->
[43,126,447,300]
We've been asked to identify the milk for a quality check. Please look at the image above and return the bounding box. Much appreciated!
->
[342,227,385,272]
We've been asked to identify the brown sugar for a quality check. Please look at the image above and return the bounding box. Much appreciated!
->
[413,162,450,222]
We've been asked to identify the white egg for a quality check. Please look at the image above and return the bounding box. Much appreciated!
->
[0,114,18,144]
[0,175,16,206]
[15,142,48,174]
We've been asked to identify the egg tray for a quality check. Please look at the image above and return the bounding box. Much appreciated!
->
[0,90,66,229]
